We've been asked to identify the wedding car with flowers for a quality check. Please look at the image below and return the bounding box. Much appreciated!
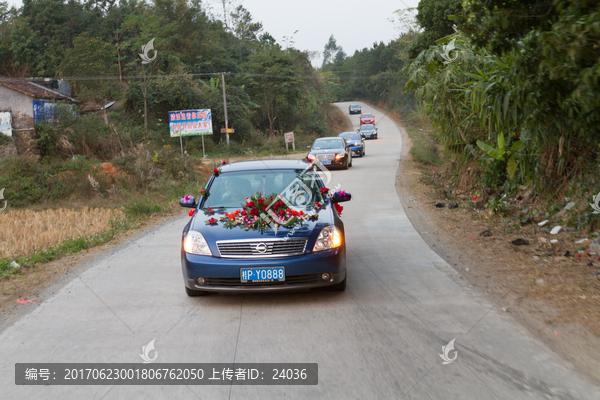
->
[179,160,352,296]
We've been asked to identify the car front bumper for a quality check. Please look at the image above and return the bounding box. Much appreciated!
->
[349,145,363,153]
[182,247,346,293]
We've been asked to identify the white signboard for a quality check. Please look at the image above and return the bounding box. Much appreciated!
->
[0,112,11,137]
[284,132,295,151]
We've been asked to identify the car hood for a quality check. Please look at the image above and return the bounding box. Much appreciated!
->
[189,206,336,255]
[309,149,344,155]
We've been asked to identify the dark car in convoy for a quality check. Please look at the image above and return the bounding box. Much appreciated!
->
[179,160,351,296]
[307,137,353,169]
[349,104,361,114]
[338,131,365,157]
[359,113,375,125]
[358,123,378,139]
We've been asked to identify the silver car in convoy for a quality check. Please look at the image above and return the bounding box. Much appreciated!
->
[358,123,378,139]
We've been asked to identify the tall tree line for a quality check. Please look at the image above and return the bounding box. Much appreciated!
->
[0,0,331,142]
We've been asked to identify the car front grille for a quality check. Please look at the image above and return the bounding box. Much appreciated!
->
[204,273,321,287]
[216,238,308,258]
[316,154,334,161]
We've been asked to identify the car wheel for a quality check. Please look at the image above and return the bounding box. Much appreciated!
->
[185,286,209,297]
[362,148,366,157]
[343,159,349,170]
[328,272,346,292]
[349,155,353,167]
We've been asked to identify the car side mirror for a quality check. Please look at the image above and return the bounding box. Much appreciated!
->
[331,191,352,203]
[180,195,196,208]
[306,145,311,150]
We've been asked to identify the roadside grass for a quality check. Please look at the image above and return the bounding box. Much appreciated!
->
[0,207,125,260]
[0,214,128,279]
[406,125,442,165]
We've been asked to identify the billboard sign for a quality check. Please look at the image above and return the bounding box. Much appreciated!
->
[169,109,213,137]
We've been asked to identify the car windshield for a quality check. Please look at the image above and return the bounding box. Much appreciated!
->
[360,124,375,131]
[311,139,345,150]
[362,114,373,118]
[204,169,324,209]
[339,132,361,140]
[351,105,359,109]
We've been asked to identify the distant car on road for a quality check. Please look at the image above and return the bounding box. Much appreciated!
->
[307,137,353,169]
[359,113,375,125]
[349,104,361,114]
[338,131,365,157]
[358,123,378,139]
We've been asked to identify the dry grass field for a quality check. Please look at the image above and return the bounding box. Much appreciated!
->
[0,207,124,259]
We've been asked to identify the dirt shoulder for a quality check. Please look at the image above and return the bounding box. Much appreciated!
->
[381,105,600,385]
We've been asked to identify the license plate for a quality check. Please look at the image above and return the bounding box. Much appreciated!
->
[321,160,331,165]
[240,267,285,283]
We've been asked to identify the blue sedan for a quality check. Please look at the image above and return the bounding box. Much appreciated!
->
[179,160,351,296]
[338,131,365,157]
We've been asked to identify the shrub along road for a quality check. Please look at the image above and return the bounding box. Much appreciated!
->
[0,102,597,399]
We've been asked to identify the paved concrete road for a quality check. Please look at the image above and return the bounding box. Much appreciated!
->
[0,102,598,399]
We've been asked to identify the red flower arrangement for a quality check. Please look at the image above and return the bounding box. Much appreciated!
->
[320,187,329,196]
[222,160,227,165]
[212,193,318,231]
[189,209,195,217]
[204,207,215,215]
[200,189,210,198]
[213,168,220,176]
[205,217,218,225]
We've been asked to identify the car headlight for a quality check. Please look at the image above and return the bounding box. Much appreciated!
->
[335,153,344,159]
[183,230,212,255]
[313,225,342,251]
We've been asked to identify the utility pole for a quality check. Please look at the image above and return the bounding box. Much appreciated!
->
[221,72,230,147]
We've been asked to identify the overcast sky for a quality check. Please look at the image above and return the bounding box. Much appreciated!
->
[5,0,420,67]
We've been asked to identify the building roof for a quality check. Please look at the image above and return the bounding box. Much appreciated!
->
[0,78,75,102]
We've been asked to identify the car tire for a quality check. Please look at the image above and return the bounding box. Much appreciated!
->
[328,272,347,292]
[343,159,349,170]
[362,148,366,157]
[185,286,209,297]
[349,156,353,167]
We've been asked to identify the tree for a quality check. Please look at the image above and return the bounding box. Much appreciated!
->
[230,5,262,42]
[321,35,345,69]
[244,43,302,137]
[408,0,462,59]
[61,32,118,103]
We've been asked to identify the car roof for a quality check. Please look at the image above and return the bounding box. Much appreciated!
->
[315,136,344,141]
[219,159,308,172]
[338,131,359,135]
